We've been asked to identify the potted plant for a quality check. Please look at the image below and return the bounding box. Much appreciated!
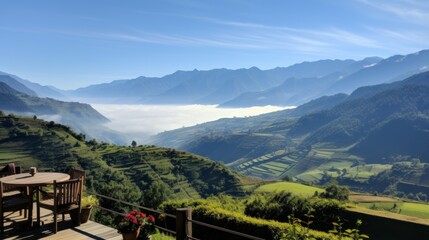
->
[80,194,99,223]
[114,210,155,240]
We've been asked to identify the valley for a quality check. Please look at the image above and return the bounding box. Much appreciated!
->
[1,47,429,240]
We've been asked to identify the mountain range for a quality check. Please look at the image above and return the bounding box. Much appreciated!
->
[66,58,381,106]
[60,50,429,108]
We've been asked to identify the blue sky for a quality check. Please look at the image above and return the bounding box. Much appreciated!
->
[1,0,428,89]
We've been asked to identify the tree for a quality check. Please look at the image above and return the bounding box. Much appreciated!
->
[131,140,137,148]
[320,183,349,201]
[33,115,37,120]
[141,181,172,208]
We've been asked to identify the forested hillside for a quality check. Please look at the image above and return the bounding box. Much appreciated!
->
[0,112,249,221]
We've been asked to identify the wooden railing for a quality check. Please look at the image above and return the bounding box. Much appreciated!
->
[87,191,264,240]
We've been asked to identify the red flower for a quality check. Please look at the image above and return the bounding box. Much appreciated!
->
[129,215,137,224]
[115,210,155,234]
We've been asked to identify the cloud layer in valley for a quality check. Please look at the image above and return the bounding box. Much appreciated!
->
[92,104,291,142]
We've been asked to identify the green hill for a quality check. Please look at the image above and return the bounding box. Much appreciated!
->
[0,112,248,211]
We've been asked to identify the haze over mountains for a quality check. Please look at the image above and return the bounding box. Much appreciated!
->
[0,49,428,146]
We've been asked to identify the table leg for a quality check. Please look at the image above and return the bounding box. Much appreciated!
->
[28,186,34,228]
[36,186,40,226]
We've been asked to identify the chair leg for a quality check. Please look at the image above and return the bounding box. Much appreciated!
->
[62,213,65,221]
[77,209,81,227]
[54,212,57,234]
[1,213,4,234]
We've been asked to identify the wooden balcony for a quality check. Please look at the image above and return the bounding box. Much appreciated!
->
[2,203,121,240]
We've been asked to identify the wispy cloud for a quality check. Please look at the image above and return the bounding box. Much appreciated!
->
[359,0,429,24]
[187,16,382,49]
[0,14,388,54]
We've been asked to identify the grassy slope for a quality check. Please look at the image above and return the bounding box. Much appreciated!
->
[255,181,323,197]
[255,180,429,221]
[348,194,429,219]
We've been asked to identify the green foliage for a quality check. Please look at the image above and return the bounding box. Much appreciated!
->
[81,194,99,207]
[161,198,337,240]
[330,220,369,240]
[320,183,349,201]
[245,192,345,231]
[142,181,173,208]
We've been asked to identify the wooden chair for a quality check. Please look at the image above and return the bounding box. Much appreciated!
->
[0,165,27,218]
[40,167,85,200]
[0,181,31,233]
[38,177,83,233]
[0,166,23,198]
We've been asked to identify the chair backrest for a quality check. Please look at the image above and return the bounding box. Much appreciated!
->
[0,163,20,177]
[54,178,83,207]
[0,164,22,192]
[69,168,85,181]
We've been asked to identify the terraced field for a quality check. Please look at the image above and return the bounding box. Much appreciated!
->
[230,151,298,179]
[231,144,391,184]
[295,161,391,183]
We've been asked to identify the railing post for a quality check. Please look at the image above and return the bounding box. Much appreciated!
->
[176,207,192,240]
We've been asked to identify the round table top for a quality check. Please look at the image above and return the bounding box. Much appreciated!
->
[0,172,70,186]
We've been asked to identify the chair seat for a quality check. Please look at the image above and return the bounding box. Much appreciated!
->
[3,195,31,211]
[39,199,80,213]
[2,190,23,198]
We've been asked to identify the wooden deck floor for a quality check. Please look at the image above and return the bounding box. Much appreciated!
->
[2,204,122,240]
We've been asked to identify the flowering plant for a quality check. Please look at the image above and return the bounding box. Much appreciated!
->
[114,210,155,234]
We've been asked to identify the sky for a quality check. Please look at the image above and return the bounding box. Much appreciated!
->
[1,0,429,90]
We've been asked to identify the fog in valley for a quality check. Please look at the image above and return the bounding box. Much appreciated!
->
[92,104,292,143]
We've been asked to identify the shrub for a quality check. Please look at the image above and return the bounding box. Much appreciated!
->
[244,192,345,231]
[161,199,338,240]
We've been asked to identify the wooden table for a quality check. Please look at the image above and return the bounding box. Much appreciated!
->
[0,172,70,227]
